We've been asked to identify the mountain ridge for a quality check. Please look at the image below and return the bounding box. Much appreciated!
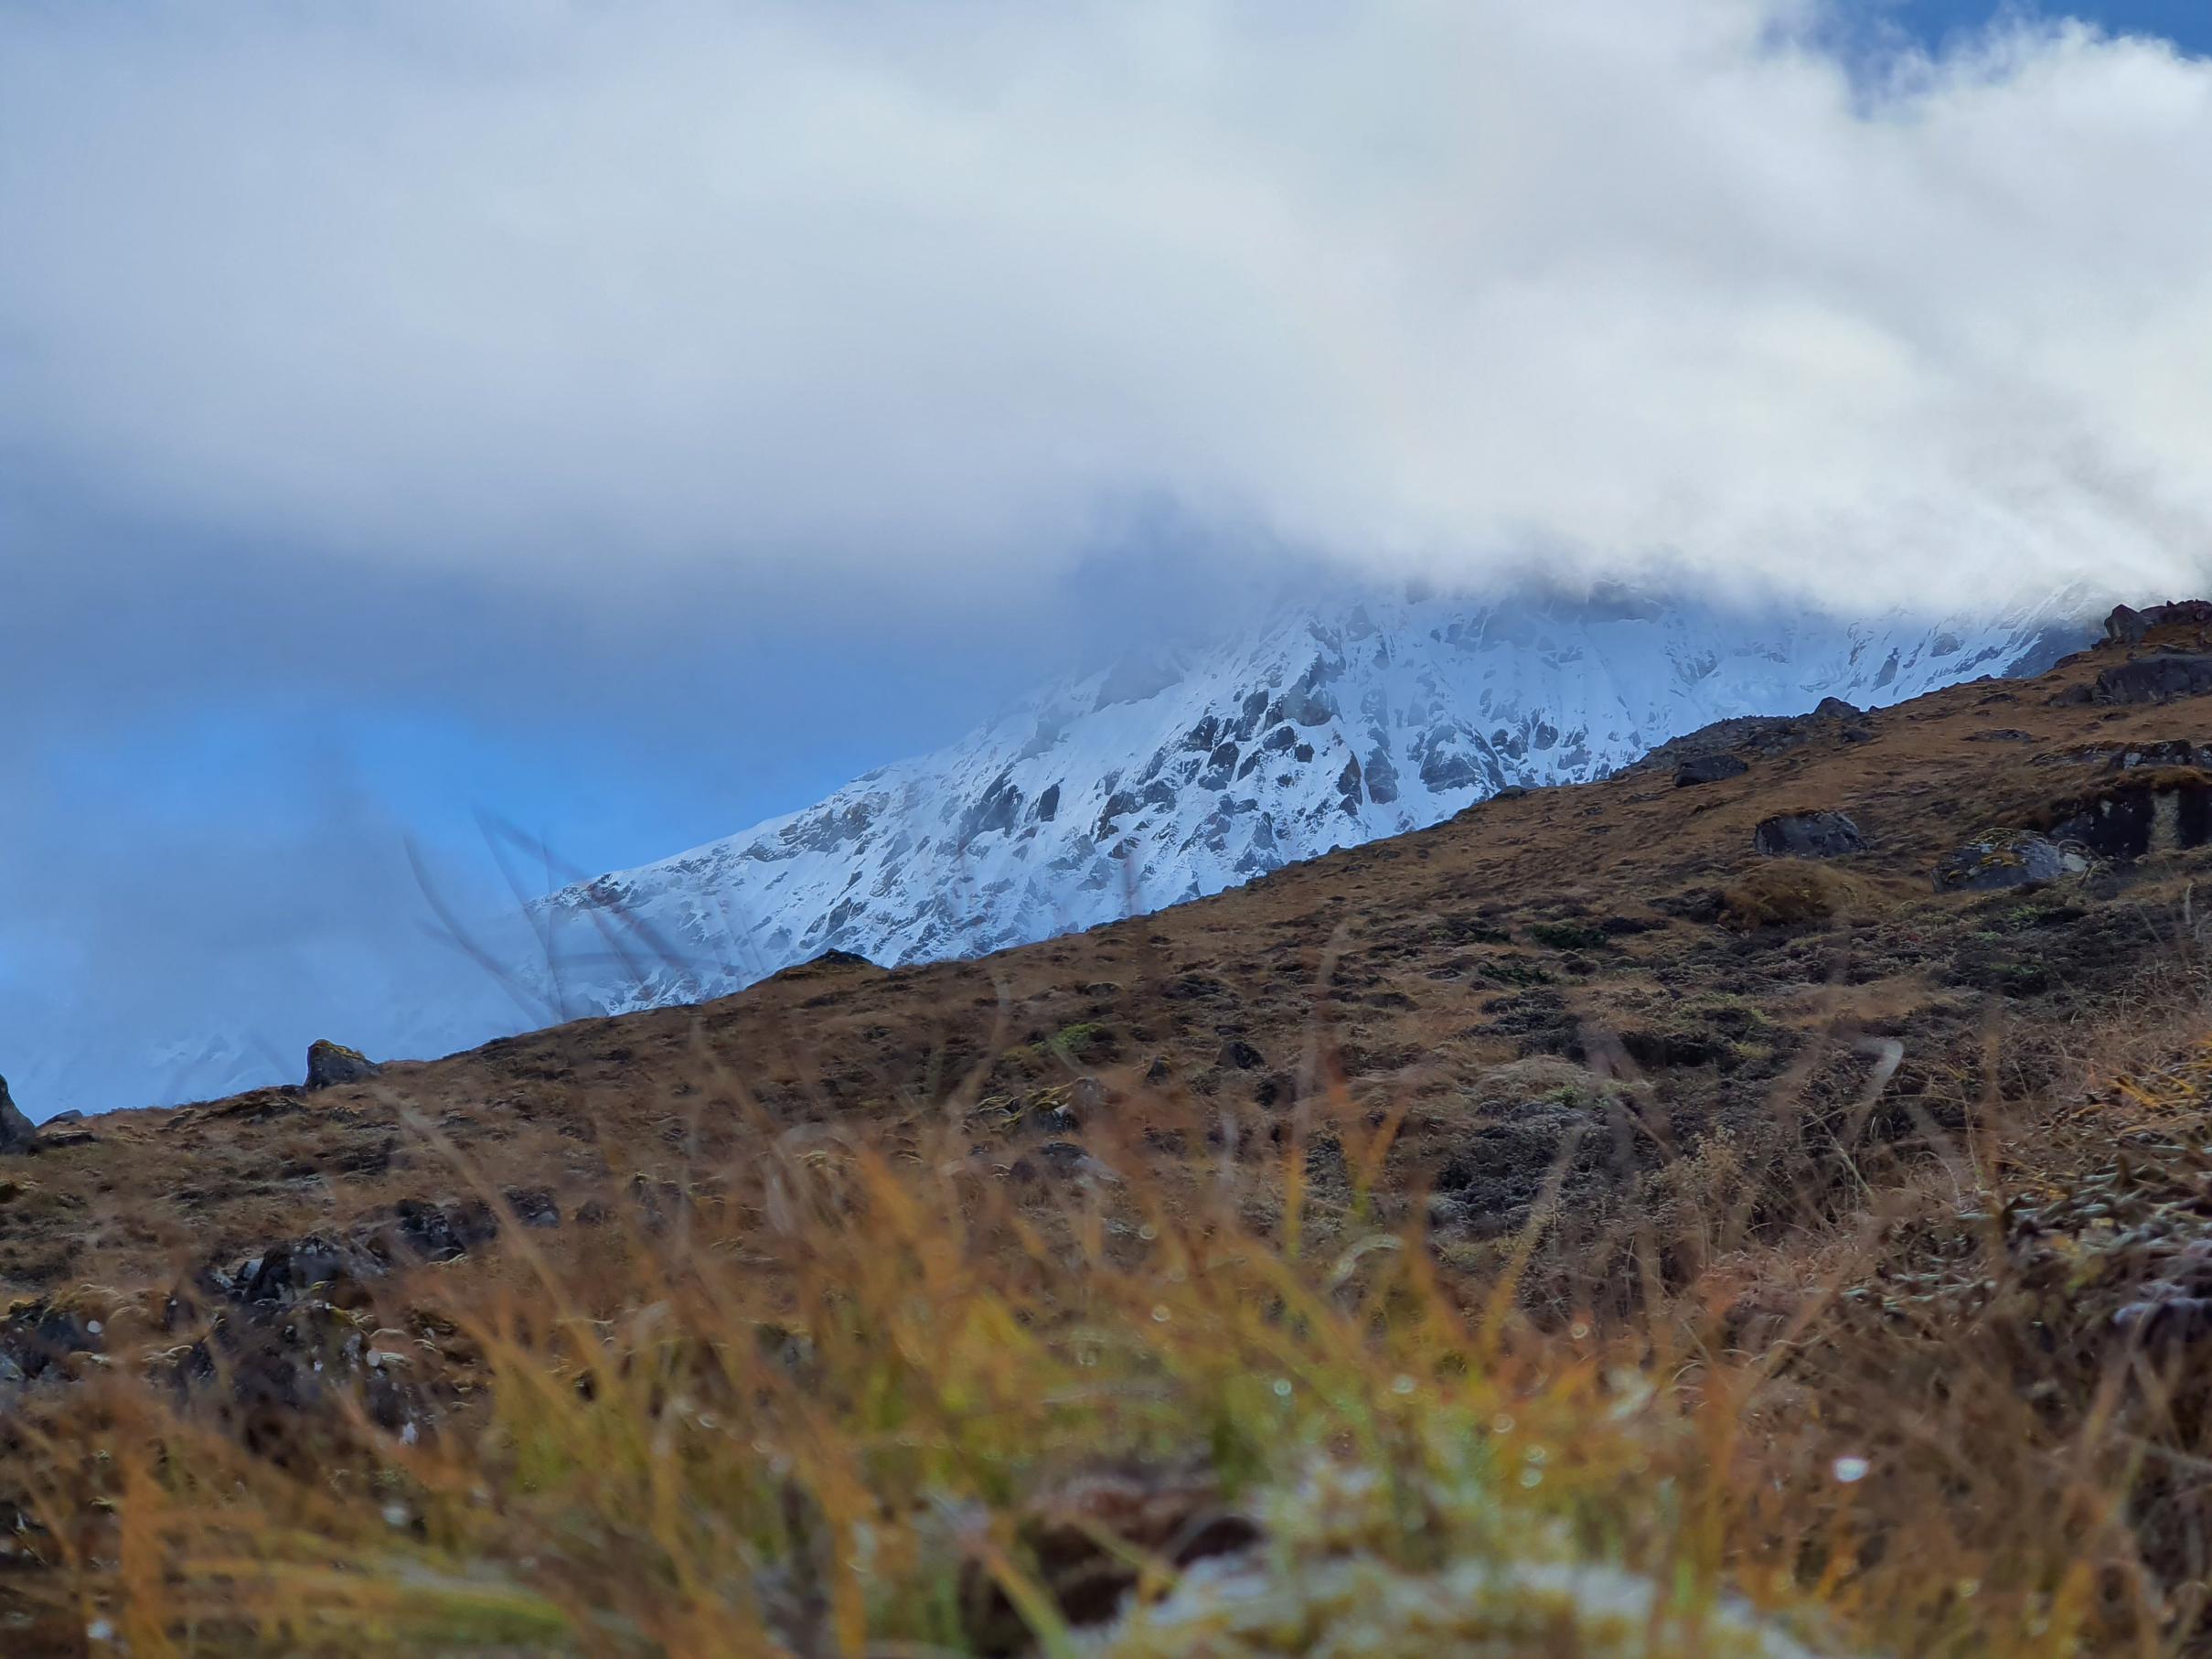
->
[7,585,2098,1117]
[534,584,2095,1017]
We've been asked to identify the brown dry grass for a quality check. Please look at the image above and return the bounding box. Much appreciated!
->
[1718,863,1887,930]
[13,636,2212,1652]
[7,997,2212,1657]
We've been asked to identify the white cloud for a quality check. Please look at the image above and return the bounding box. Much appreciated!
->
[3,0,2209,611]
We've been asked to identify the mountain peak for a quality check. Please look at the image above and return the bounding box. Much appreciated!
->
[536,587,2096,1018]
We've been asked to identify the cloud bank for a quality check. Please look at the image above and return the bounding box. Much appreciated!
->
[3,0,2210,613]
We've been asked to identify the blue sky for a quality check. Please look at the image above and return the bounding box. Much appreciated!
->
[4,0,2210,1112]
[1899,2,2209,54]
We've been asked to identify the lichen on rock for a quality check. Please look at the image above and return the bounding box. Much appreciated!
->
[305,1040,382,1092]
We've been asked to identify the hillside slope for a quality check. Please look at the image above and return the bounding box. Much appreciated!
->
[17,606,2212,1654]
[534,585,2089,1016]
[9,604,2204,1296]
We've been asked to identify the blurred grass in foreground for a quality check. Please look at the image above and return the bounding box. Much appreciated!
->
[3,1028,2195,1658]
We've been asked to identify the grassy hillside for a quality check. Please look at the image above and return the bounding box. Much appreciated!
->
[11,613,2212,1654]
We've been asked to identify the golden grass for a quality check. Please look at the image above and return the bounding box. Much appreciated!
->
[7,1021,2206,1659]
[1718,863,1885,931]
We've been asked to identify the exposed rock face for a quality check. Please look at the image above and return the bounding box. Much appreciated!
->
[0,1074,36,1154]
[505,1188,562,1229]
[2107,605,2147,644]
[236,1234,380,1306]
[1217,1039,1266,1072]
[358,1197,500,1265]
[1932,830,2092,894]
[305,1040,382,1091]
[2104,602,2212,646]
[1632,698,1877,782]
[2094,656,2212,706]
[1753,811,1866,859]
[2039,772,2212,862]
[0,1300,97,1393]
[799,949,876,971]
[2108,741,2212,773]
[1672,754,1748,787]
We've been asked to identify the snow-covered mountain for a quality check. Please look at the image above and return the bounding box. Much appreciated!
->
[533,585,2093,1015]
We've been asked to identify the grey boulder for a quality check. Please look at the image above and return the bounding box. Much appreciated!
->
[1673,754,1749,788]
[1753,811,1865,859]
[1932,830,2092,894]
[2094,656,2212,706]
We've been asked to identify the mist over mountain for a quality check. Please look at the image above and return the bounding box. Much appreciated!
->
[0,575,2102,1119]
[6,0,2211,1122]
[532,581,2091,1017]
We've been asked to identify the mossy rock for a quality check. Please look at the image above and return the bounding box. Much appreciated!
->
[1931,829,2091,894]
[305,1040,382,1091]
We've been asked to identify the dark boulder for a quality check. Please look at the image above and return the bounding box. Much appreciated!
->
[1651,888,1727,925]
[2105,601,2212,646]
[1672,754,1748,788]
[191,1236,423,1443]
[2038,771,2212,861]
[1812,697,1861,720]
[0,1074,34,1154]
[1618,1029,1729,1070]
[0,1300,102,1392]
[1753,811,1866,859]
[1932,830,2092,894]
[236,1235,382,1306]
[1217,1039,1266,1072]
[504,1188,562,1229]
[359,1198,500,1266]
[2093,656,2212,706]
[2106,741,2212,773]
[305,1040,382,1091]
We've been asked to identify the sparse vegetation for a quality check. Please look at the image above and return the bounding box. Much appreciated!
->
[1524,920,1614,952]
[1717,862,1875,931]
[7,1001,2212,1655]
[16,640,2212,1653]
[1479,958,1555,988]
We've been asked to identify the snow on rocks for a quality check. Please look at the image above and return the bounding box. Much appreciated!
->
[534,587,2089,1017]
